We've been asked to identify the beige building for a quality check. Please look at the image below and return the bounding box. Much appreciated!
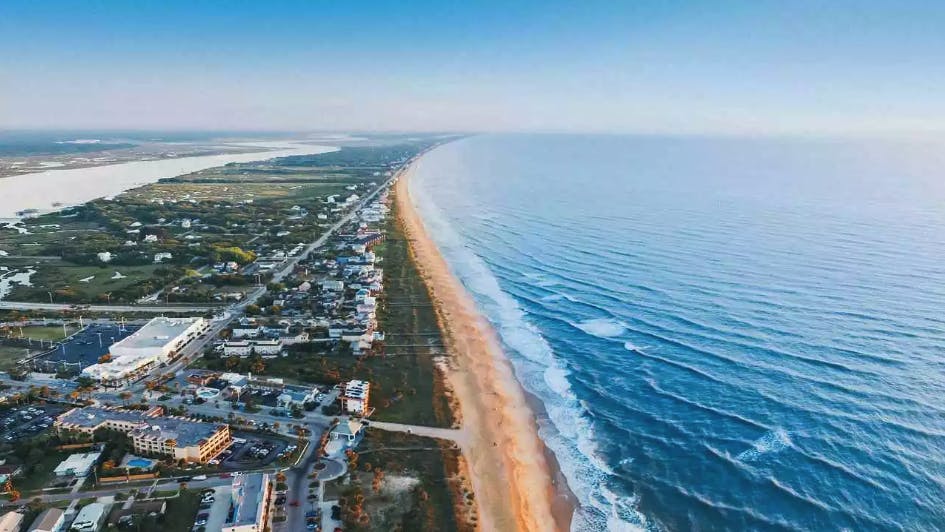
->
[130,419,231,463]
[0,512,23,532]
[55,406,163,436]
[56,407,231,463]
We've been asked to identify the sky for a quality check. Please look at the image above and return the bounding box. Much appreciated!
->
[2,0,945,135]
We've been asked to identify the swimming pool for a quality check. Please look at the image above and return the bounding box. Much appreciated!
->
[127,458,153,468]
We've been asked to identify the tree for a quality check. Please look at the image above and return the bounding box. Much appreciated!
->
[119,391,133,405]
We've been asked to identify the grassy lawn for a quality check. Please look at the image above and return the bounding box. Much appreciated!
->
[14,449,71,492]
[7,263,163,303]
[9,325,75,341]
[132,490,201,532]
[372,198,454,427]
[0,345,40,371]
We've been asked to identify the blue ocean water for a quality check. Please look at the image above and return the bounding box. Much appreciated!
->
[409,135,945,531]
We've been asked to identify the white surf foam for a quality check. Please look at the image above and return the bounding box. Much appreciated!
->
[736,428,792,462]
[576,318,627,338]
[410,166,644,531]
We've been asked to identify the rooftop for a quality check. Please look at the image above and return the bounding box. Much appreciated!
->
[129,417,225,447]
[28,507,64,531]
[111,316,202,350]
[227,473,269,527]
[57,406,156,428]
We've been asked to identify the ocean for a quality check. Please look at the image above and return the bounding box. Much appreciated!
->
[408,135,945,531]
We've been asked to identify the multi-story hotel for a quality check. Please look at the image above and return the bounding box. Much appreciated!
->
[55,406,231,463]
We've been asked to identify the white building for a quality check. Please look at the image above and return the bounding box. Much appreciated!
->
[70,503,106,531]
[54,451,102,477]
[320,280,344,292]
[96,252,112,263]
[81,317,208,385]
[222,473,272,532]
[223,339,282,358]
[342,380,370,415]
[0,512,23,532]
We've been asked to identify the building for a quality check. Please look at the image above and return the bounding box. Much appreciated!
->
[330,418,364,444]
[129,417,231,463]
[276,388,316,410]
[27,507,64,532]
[0,512,23,532]
[342,380,370,415]
[54,451,102,477]
[55,406,164,436]
[222,473,272,532]
[71,503,105,531]
[56,407,230,463]
[81,317,208,385]
[223,339,282,358]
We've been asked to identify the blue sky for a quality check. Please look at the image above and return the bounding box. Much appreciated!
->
[2,0,944,134]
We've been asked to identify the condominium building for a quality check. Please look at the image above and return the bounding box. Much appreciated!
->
[342,379,370,415]
[222,473,272,532]
[56,407,231,463]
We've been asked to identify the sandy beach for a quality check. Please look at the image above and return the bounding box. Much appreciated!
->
[395,161,572,531]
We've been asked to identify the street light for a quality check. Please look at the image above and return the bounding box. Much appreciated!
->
[47,291,53,304]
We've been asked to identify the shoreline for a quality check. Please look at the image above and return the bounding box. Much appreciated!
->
[394,157,574,531]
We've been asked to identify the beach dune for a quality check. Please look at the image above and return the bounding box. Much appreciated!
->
[395,163,569,531]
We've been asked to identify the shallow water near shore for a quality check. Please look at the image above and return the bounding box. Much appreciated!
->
[410,134,945,530]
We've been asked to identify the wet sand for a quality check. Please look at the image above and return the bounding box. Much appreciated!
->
[395,161,573,531]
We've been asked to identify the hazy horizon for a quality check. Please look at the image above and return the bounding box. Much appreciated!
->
[3,1,945,136]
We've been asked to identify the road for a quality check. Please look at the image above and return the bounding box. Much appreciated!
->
[0,301,219,312]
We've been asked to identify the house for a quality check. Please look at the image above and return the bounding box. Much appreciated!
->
[54,451,102,477]
[0,512,23,532]
[96,252,112,263]
[0,465,22,486]
[27,507,64,532]
[320,280,344,292]
[143,234,158,243]
[231,326,262,339]
[329,418,364,444]
[276,388,316,409]
[223,339,282,358]
[153,252,172,263]
[70,502,106,531]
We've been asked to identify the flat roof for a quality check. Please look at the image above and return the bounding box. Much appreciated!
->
[28,507,63,531]
[111,316,202,350]
[129,417,224,447]
[227,473,269,527]
[54,451,101,474]
[57,406,153,428]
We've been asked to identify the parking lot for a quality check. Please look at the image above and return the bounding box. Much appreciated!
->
[32,323,139,372]
[0,404,67,442]
[210,432,291,470]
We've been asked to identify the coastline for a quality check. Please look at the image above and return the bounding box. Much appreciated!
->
[394,158,574,531]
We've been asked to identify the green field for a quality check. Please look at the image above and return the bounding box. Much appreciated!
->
[0,345,37,370]
[9,325,76,341]
[6,263,166,303]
